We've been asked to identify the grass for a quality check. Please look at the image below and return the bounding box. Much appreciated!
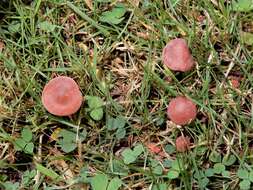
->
[0,0,252,189]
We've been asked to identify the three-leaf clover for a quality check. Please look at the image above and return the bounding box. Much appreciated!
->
[150,159,163,175]
[58,129,87,153]
[107,116,126,140]
[2,182,19,190]
[86,96,104,121]
[14,128,34,154]
[237,168,253,190]
[21,170,36,187]
[232,0,253,12]
[209,151,222,163]
[99,4,127,25]
[193,170,209,188]
[91,173,123,190]
[167,159,184,179]
[222,154,237,166]
[38,21,58,32]
[121,144,144,164]
[213,163,226,174]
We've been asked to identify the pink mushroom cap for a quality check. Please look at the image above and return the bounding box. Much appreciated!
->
[176,135,191,152]
[167,96,197,125]
[162,38,194,72]
[42,76,82,116]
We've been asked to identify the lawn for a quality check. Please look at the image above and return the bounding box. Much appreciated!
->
[0,0,253,189]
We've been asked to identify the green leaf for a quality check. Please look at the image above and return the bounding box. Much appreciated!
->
[8,21,21,34]
[2,182,19,190]
[90,108,104,121]
[133,144,144,157]
[167,170,179,179]
[79,167,89,183]
[152,164,163,175]
[196,146,208,156]
[4,57,17,70]
[239,179,251,190]
[111,159,129,176]
[213,163,226,174]
[116,127,126,140]
[150,159,163,175]
[205,168,214,177]
[165,144,175,154]
[209,151,221,163]
[248,171,253,182]
[155,117,164,126]
[99,4,126,25]
[35,163,60,180]
[232,0,253,12]
[38,21,57,32]
[152,183,167,190]
[240,32,253,46]
[24,142,34,154]
[171,159,183,171]
[22,128,33,142]
[121,148,136,164]
[90,173,109,190]
[222,170,230,178]
[58,129,78,153]
[107,177,122,190]
[109,4,126,18]
[199,177,209,188]
[194,171,205,179]
[59,129,76,142]
[59,140,76,153]
[86,96,104,109]
[0,174,7,181]
[107,116,126,131]
[102,16,124,25]
[222,154,237,166]
[86,96,104,120]
[14,138,26,151]
[121,144,143,164]
[66,1,109,36]
[22,170,36,186]
[79,129,87,142]
[237,169,249,179]
[107,117,117,131]
[163,159,173,168]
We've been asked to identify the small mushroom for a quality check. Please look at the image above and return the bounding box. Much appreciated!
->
[167,96,197,125]
[162,38,194,72]
[229,76,240,88]
[175,135,190,152]
[42,76,82,116]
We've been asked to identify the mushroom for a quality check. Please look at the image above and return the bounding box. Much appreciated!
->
[162,38,194,72]
[175,135,190,152]
[42,76,82,116]
[167,96,197,125]
[229,76,240,88]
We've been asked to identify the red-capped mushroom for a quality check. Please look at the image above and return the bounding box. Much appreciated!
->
[162,38,194,72]
[229,76,240,88]
[42,76,82,116]
[167,96,197,125]
[175,135,190,152]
